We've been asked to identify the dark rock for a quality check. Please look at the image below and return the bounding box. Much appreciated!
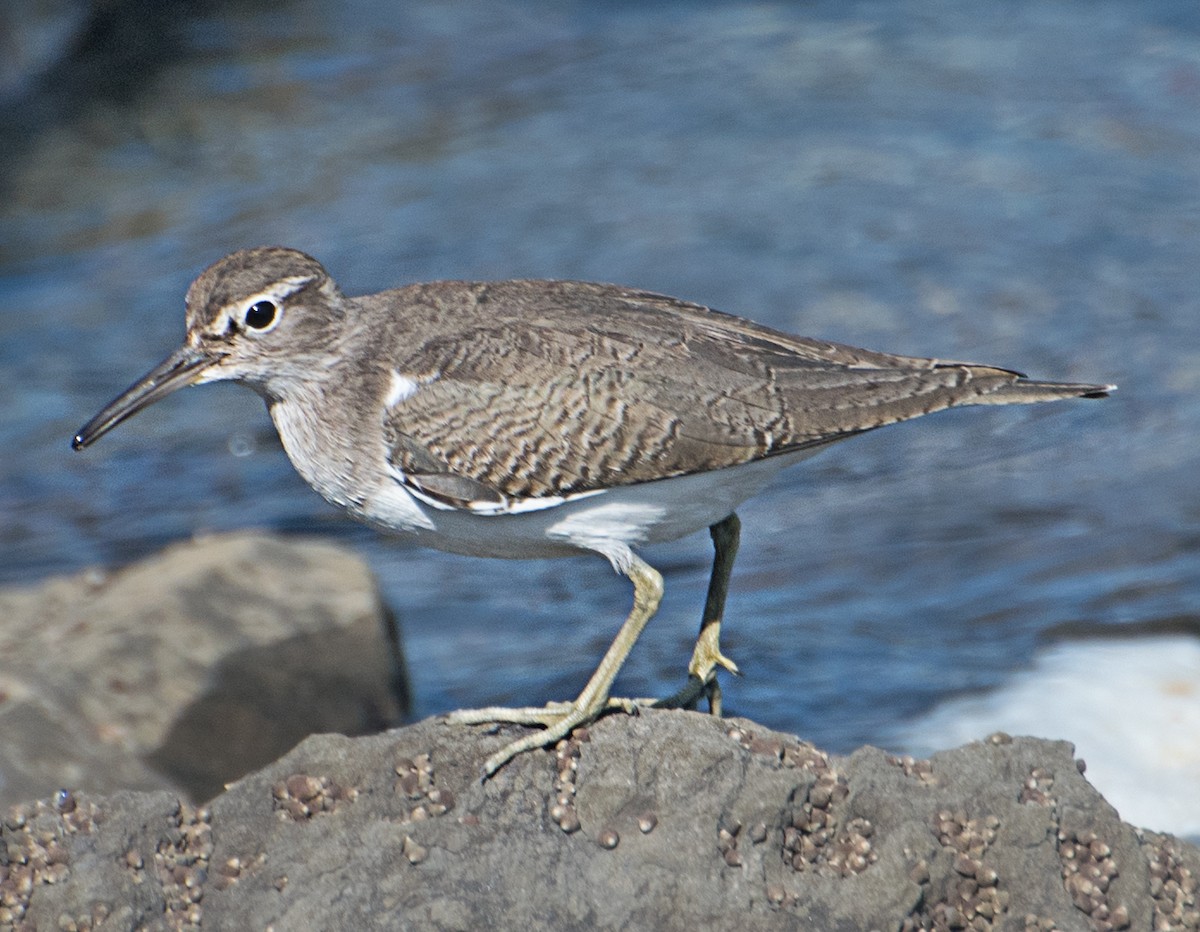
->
[0,532,409,806]
[3,712,1196,930]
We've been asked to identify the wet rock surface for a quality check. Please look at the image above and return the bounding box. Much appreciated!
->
[3,713,1195,931]
[0,532,409,807]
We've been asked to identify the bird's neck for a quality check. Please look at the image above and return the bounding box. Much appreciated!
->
[267,379,364,514]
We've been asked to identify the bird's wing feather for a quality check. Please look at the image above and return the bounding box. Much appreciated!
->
[372,280,1093,504]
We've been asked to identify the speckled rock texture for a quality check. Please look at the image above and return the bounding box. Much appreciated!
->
[2,712,1195,931]
[0,532,408,808]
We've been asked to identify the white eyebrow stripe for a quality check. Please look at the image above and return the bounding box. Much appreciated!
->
[238,275,317,311]
[272,274,318,298]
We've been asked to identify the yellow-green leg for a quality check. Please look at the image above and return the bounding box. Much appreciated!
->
[449,554,664,777]
[654,512,741,714]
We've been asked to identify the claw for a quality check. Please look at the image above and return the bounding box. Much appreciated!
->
[687,622,741,682]
[451,697,643,778]
[450,553,664,778]
[664,511,743,715]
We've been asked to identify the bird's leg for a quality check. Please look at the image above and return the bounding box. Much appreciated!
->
[654,512,741,714]
[449,554,664,777]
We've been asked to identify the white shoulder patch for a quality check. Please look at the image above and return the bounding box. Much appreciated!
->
[385,371,421,408]
[384,369,441,408]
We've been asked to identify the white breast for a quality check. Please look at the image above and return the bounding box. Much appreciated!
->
[271,396,360,512]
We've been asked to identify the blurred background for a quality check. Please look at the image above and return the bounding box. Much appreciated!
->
[1,0,1197,835]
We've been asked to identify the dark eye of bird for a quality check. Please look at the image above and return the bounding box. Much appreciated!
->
[244,300,278,330]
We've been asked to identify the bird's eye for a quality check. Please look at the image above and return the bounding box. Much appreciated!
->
[244,299,278,330]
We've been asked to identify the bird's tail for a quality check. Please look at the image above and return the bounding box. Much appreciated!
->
[966,366,1115,405]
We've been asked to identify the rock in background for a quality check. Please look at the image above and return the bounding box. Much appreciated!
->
[0,532,409,806]
[1,538,1196,929]
[2,713,1197,931]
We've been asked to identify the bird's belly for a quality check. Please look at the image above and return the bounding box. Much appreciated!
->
[360,448,820,559]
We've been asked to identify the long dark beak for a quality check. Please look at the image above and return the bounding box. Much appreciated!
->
[72,345,215,450]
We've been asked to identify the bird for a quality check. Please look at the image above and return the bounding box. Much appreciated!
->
[73,246,1113,776]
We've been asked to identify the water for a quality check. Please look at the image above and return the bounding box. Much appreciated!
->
[2,0,1198,830]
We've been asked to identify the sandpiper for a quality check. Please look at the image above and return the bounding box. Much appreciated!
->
[73,247,1113,776]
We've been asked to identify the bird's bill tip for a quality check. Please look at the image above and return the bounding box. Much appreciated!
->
[72,345,214,450]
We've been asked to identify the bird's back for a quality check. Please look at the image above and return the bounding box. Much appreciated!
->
[357,279,1109,506]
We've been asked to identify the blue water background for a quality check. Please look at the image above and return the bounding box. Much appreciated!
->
[1,0,1197,755]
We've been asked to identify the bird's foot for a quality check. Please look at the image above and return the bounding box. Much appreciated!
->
[652,623,740,713]
[651,674,723,713]
[448,696,641,777]
[687,622,741,682]
[451,552,663,779]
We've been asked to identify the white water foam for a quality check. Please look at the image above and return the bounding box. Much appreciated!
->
[895,636,1200,840]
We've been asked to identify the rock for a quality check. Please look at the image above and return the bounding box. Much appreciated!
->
[0,532,408,807]
[2,712,1196,930]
